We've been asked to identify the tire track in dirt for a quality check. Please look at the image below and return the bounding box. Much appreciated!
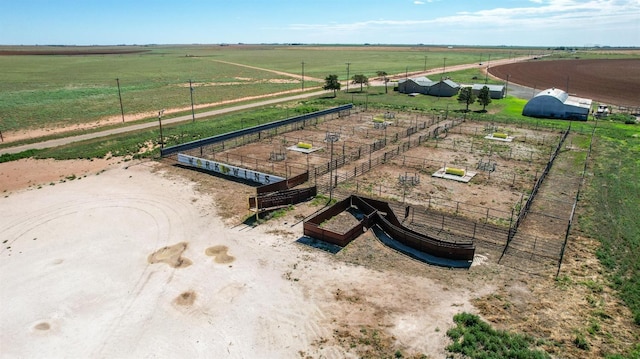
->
[210,59,325,82]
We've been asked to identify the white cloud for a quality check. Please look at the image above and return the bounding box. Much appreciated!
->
[314,1,634,27]
[286,0,640,45]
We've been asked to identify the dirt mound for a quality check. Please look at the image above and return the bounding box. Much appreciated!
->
[173,291,197,306]
[148,242,192,268]
[205,245,235,264]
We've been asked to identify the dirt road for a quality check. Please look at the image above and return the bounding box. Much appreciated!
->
[0,90,326,155]
[0,56,535,156]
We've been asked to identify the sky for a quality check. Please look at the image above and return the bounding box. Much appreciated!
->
[1,0,639,47]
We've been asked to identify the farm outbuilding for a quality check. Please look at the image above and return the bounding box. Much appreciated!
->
[397,77,435,94]
[471,84,505,99]
[397,77,461,97]
[522,88,592,121]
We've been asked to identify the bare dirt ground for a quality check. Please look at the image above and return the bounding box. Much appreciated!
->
[0,159,493,358]
[489,59,640,107]
[1,157,637,358]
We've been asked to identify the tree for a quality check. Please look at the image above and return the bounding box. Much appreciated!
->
[457,87,476,112]
[351,74,369,92]
[476,85,492,111]
[377,71,389,94]
[323,74,341,97]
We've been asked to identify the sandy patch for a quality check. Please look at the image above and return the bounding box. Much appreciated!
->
[148,242,193,268]
[205,245,236,264]
[173,291,197,306]
[0,157,120,193]
[1,157,635,357]
[0,159,496,358]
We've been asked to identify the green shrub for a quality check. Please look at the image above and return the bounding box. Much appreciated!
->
[446,312,550,359]
[606,113,636,124]
[574,332,590,350]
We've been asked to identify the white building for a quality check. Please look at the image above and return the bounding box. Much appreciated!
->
[522,88,592,121]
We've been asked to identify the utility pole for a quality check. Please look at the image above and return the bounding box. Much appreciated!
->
[405,66,408,79]
[116,78,125,122]
[189,79,195,122]
[158,109,165,149]
[301,61,305,90]
[326,132,340,203]
[345,62,351,93]
[505,74,510,98]
[484,54,491,84]
[441,57,447,80]
[424,56,427,72]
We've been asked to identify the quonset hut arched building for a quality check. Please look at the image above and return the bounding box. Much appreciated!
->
[522,88,592,121]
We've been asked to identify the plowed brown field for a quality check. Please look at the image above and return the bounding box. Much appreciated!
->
[489,59,640,107]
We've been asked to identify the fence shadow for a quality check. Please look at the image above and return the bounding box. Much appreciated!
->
[296,236,343,254]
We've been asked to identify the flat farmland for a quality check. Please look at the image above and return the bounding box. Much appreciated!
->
[0,44,537,135]
[0,52,306,133]
[490,59,640,107]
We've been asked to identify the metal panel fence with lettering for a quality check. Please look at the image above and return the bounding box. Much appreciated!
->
[162,104,355,157]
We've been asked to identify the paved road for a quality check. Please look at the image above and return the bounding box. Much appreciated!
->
[0,56,535,156]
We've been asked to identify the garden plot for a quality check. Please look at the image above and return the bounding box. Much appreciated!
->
[431,130,558,164]
[387,139,544,194]
[324,121,558,224]
[312,112,430,143]
[180,110,556,227]
[448,124,562,155]
[340,163,522,221]
[194,111,432,180]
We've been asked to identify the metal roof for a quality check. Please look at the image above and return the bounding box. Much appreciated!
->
[411,76,436,86]
[565,96,592,110]
[471,84,504,91]
[534,88,569,102]
[441,79,460,88]
[533,88,591,110]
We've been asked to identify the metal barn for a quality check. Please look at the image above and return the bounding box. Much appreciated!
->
[397,77,460,97]
[471,84,506,99]
[522,88,592,121]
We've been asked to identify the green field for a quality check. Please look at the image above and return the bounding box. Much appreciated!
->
[0,45,539,133]
[0,49,308,132]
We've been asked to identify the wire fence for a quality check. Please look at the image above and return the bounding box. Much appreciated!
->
[170,105,587,274]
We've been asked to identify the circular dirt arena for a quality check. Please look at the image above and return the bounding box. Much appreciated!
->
[489,59,640,107]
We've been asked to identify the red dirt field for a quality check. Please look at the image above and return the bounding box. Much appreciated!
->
[489,59,640,107]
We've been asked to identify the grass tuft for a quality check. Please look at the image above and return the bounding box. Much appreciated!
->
[446,312,550,359]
